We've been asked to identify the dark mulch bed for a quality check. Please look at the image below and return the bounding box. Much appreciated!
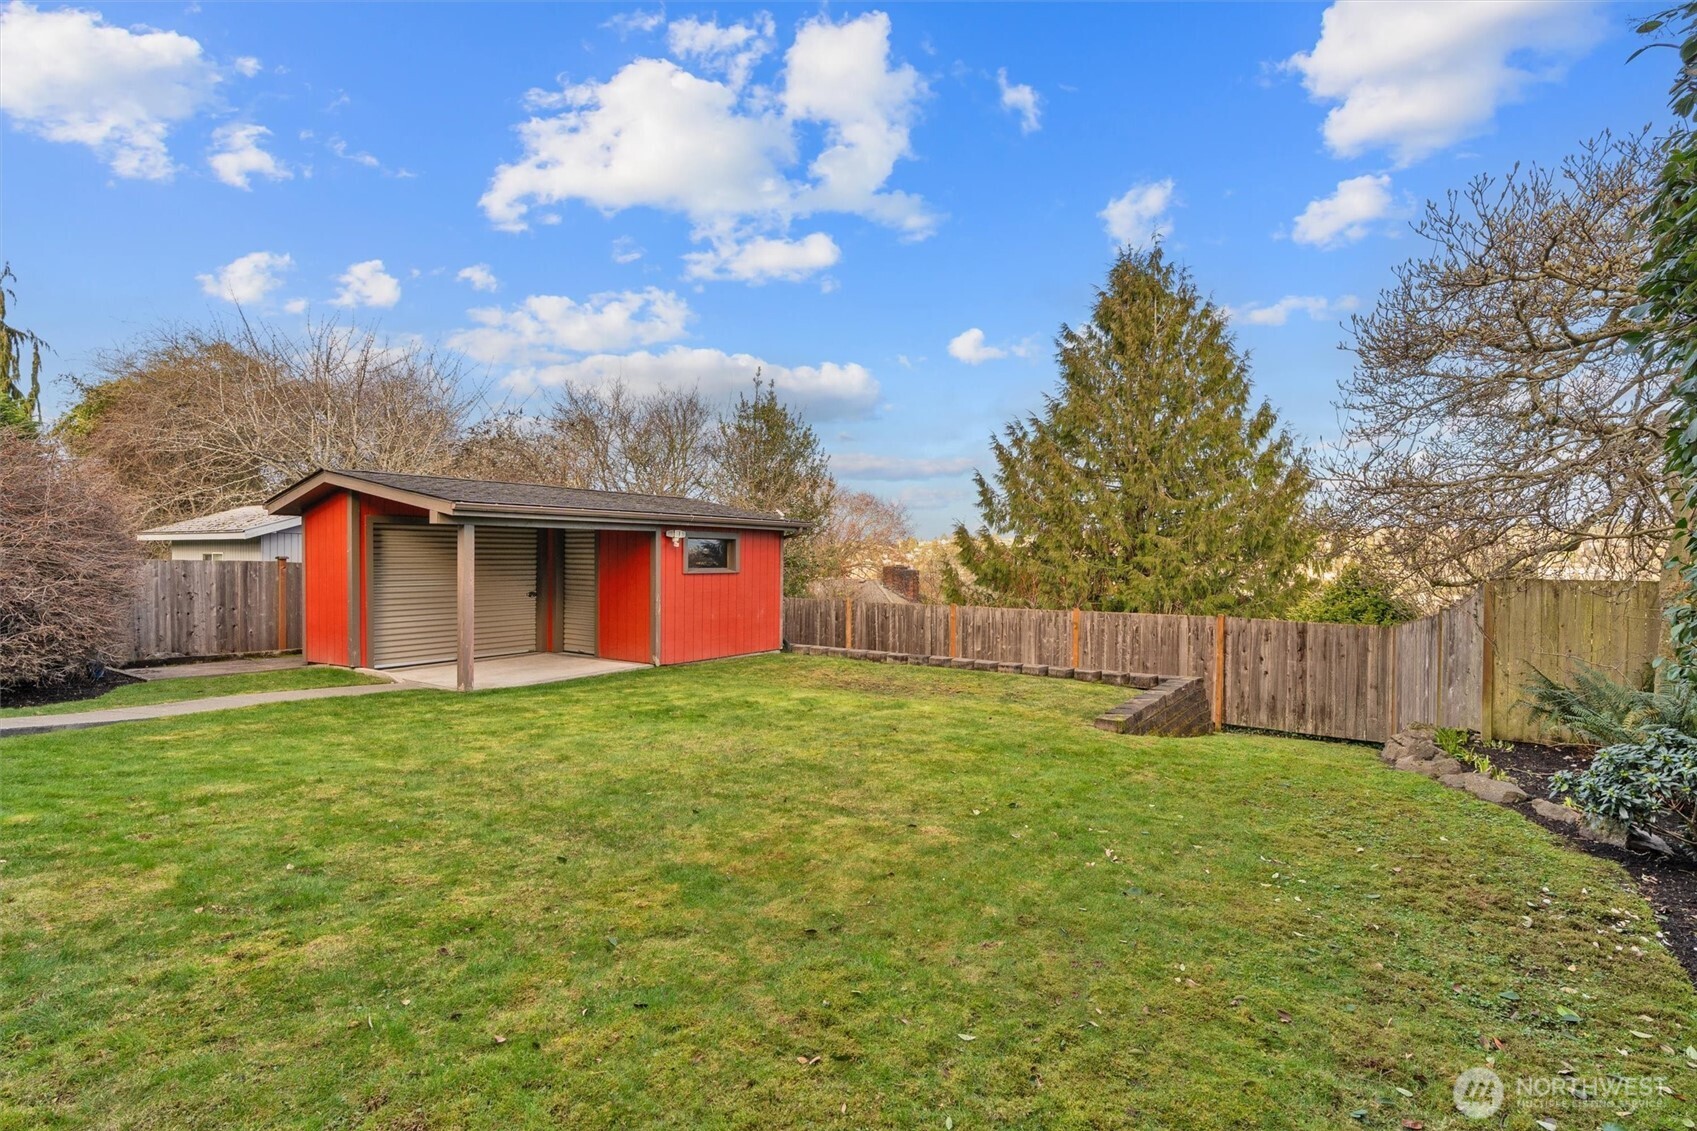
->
[1,668,142,710]
[1479,737,1697,985]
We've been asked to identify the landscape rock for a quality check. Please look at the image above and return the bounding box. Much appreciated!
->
[1401,755,1464,779]
[1530,799,1581,826]
[1578,819,1628,847]
[1456,774,1529,805]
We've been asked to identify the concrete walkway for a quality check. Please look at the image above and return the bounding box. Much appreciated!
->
[0,681,414,738]
[120,655,307,681]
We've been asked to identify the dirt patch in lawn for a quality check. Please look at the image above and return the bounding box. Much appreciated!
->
[1483,737,1697,986]
[1,668,142,711]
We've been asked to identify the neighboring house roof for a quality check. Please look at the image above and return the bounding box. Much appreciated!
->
[138,505,302,542]
[266,468,808,532]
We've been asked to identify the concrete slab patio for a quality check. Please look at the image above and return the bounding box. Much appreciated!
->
[389,653,648,691]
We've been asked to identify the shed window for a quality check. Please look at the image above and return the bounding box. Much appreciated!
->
[685,535,738,573]
[202,552,224,561]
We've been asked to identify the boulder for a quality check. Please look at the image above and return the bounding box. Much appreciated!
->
[1578,819,1628,848]
[1457,774,1529,806]
[1530,799,1582,826]
[1402,755,1464,780]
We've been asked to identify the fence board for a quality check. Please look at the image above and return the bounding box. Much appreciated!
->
[773,581,1668,745]
[124,560,302,662]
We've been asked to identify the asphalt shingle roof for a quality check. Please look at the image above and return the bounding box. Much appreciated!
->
[141,505,295,536]
[325,469,801,528]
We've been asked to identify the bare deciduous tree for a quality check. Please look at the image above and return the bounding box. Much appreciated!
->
[542,382,715,496]
[0,431,140,687]
[798,489,913,584]
[60,318,476,526]
[1326,131,1672,597]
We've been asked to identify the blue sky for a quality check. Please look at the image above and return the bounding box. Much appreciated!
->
[0,1,1671,535]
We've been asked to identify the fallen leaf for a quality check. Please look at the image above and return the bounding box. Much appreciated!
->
[1401,1121,1423,1130]
[492,1035,506,1045]
[957,1033,975,1041]
[1276,1010,1292,1024]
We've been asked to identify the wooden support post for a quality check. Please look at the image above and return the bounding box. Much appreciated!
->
[1070,608,1081,669]
[948,604,959,658]
[456,523,476,692]
[275,557,288,652]
[1213,613,1227,726]
[844,597,854,650]
[1480,582,1496,741]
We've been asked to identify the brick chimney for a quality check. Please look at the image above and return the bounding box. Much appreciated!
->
[880,564,920,603]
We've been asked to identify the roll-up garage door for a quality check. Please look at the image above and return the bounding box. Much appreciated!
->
[561,531,596,654]
[371,524,457,668]
[474,527,538,659]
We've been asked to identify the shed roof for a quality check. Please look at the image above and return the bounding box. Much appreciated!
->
[139,505,301,541]
[266,468,807,532]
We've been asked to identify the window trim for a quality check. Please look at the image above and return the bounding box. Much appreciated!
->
[682,533,740,574]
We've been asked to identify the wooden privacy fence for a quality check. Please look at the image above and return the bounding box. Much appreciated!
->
[782,579,1663,745]
[125,560,303,663]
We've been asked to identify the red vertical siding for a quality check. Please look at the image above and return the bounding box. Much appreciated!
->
[302,493,350,665]
[354,494,430,667]
[597,531,653,663]
[659,529,783,664]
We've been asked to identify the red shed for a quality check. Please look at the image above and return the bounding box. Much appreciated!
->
[266,469,804,690]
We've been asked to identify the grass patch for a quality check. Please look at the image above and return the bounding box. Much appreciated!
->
[0,667,386,717]
[2,655,1693,1128]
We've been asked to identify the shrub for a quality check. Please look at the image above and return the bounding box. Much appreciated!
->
[1549,728,1697,857]
[1291,564,1413,626]
[1520,661,1692,747]
[0,432,140,689]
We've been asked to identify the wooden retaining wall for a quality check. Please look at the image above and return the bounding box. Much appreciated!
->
[781,580,1663,745]
[126,560,303,663]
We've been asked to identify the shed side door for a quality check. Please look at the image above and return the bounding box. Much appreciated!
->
[560,531,597,654]
[474,527,539,659]
[371,524,458,667]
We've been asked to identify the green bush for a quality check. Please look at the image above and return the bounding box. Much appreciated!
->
[1521,662,1693,747]
[1291,565,1413,626]
[1549,728,1697,857]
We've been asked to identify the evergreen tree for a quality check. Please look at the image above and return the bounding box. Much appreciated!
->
[712,377,836,595]
[1,263,49,436]
[948,248,1316,615]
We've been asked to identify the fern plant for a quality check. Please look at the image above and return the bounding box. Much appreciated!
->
[1521,662,1696,746]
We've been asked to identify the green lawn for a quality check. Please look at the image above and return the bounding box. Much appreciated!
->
[0,667,387,717]
[2,656,1693,1129]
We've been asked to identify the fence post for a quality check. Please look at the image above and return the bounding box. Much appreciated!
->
[1070,608,1081,669]
[275,558,289,652]
[948,604,958,658]
[1480,583,1496,741]
[844,597,853,651]
[1213,613,1227,725]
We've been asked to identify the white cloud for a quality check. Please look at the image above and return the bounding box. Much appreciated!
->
[832,452,975,479]
[283,297,308,315]
[1100,179,1175,248]
[456,263,499,292]
[1291,174,1393,248]
[328,135,379,167]
[1226,294,1359,326]
[611,237,644,264]
[481,11,935,271]
[331,259,402,309]
[232,55,263,78]
[207,122,290,189]
[603,8,664,35]
[197,251,291,304]
[947,328,1005,365]
[0,1,220,179]
[996,68,1040,133]
[511,346,879,419]
[1285,0,1604,165]
[667,13,776,90]
[683,231,840,283]
[450,288,691,363]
